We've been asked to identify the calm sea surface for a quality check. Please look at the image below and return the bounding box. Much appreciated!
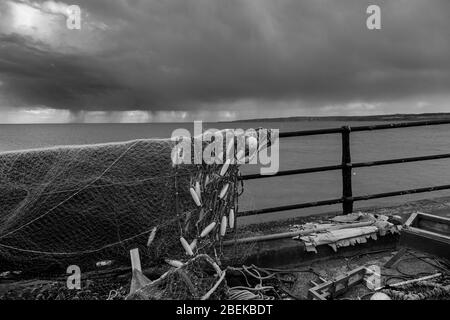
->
[1,121,450,224]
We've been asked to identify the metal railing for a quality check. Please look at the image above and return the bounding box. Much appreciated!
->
[238,119,450,217]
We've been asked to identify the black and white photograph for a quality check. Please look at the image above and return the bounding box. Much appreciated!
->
[0,0,449,309]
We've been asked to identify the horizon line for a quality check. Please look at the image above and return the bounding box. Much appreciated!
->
[1,112,450,125]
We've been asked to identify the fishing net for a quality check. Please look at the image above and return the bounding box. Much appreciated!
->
[0,130,260,273]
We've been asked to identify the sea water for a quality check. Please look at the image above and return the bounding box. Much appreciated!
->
[1,120,449,224]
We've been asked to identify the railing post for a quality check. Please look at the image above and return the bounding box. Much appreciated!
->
[341,126,353,214]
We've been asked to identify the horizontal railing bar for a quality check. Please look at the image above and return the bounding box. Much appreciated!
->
[279,127,343,138]
[240,153,450,181]
[350,119,450,132]
[352,153,450,168]
[238,198,343,217]
[351,184,450,202]
[239,184,450,218]
[240,165,342,181]
[278,119,450,139]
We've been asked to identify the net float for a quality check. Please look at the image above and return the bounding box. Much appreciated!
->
[165,259,184,268]
[180,237,194,256]
[226,139,234,157]
[200,222,216,237]
[220,216,228,236]
[189,239,198,251]
[229,209,235,229]
[146,227,157,247]
[171,143,184,167]
[236,149,245,163]
[190,187,202,206]
[247,136,258,149]
[247,136,258,161]
[184,221,190,233]
[370,292,391,300]
[197,208,206,223]
[220,159,231,176]
[96,260,113,267]
[195,181,202,202]
[219,183,230,199]
[171,151,178,167]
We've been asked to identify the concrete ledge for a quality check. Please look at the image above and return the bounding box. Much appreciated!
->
[225,234,399,268]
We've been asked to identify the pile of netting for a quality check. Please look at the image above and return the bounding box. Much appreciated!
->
[0,274,130,300]
[0,130,254,273]
[126,258,309,300]
[128,254,227,300]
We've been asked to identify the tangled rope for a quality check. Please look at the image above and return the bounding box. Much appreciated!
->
[226,264,320,300]
[382,280,450,300]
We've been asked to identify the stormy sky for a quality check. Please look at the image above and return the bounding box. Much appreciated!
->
[0,0,449,123]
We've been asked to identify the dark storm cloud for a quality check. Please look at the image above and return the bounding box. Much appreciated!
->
[1,0,450,111]
[0,33,138,109]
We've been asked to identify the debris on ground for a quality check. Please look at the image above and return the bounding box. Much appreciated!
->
[127,254,227,300]
[292,212,401,253]
[1,211,449,300]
